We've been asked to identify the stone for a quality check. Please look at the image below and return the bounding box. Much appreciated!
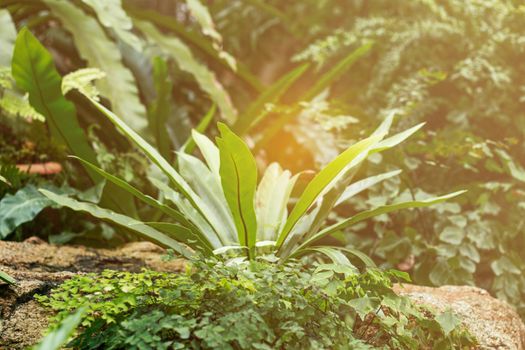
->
[394,284,525,350]
[0,239,184,349]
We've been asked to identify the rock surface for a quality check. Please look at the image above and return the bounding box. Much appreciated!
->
[394,284,525,350]
[0,239,184,349]
[1,239,524,349]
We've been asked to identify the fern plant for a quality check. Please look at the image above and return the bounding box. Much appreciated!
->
[40,90,463,263]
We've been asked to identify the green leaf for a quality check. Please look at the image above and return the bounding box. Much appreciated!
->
[435,310,461,336]
[146,222,212,254]
[255,163,298,241]
[0,271,16,285]
[335,169,402,206]
[292,191,467,256]
[81,0,143,51]
[134,20,237,123]
[125,5,262,92]
[33,307,86,350]
[0,185,53,238]
[276,134,382,247]
[183,104,216,155]
[439,226,465,245]
[40,189,193,258]
[178,152,237,244]
[217,123,258,257]
[43,0,147,132]
[11,28,101,183]
[185,0,236,70]
[0,9,16,66]
[86,98,205,216]
[70,156,188,226]
[302,42,374,101]
[191,129,220,177]
[62,68,106,101]
[233,63,309,134]
[147,57,173,160]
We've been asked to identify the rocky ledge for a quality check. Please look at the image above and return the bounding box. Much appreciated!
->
[1,239,524,349]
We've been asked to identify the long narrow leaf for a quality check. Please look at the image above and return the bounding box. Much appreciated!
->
[276,135,382,247]
[335,170,402,206]
[146,222,213,254]
[40,189,193,258]
[217,123,258,258]
[33,307,86,350]
[183,104,216,154]
[291,191,467,256]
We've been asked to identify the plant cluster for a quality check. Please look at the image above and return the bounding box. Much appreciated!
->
[37,258,476,350]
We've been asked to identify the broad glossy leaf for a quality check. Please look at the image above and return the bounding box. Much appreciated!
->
[40,189,192,258]
[33,307,86,350]
[276,134,381,247]
[44,0,147,132]
[134,20,236,123]
[217,123,258,257]
[0,185,53,238]
[292,191,467,255]
[11,28,101,183]
[0,9,16,66]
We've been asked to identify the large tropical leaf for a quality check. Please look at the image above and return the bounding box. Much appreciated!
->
[43,0,147,132]
[81,0,142,51]
[289,190,467,258]
[184,0,236,70]
[276,134,382,247]
[11,28,100,182]
[0,185,53,238]
[125,5,262,92]
[134,20,237,123]
[146,222,213,254]
[217,123,258,257]
[40,189,193,258]
[0,9,16,66]
[33,307,86,350]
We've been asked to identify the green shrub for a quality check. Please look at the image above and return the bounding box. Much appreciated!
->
[37,258,476,349]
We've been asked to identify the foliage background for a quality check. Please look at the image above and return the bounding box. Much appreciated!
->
[1,0,524,320]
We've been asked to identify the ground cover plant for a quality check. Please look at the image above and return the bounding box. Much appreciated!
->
[36,258,476,349]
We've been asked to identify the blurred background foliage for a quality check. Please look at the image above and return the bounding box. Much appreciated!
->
[1,0,524,318]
